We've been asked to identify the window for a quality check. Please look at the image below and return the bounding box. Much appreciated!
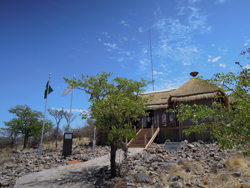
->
[154,110,159,127]
[143,116,146,128]
[161,109,167,126]
[169,112,174,123]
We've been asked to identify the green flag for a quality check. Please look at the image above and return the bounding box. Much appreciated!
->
[44,81,53,99]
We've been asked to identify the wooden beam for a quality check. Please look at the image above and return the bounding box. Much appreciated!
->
[173,102,176,127]
[159,109,162,127]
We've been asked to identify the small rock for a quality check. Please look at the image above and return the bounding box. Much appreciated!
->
[231,172,241,177]
[169,181,183,188]
[214,156,221,161]
[134,172,151,183]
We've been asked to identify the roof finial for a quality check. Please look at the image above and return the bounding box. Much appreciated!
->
[190,71,199,77]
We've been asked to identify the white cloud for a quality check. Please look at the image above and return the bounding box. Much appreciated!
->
[212,56,221,62]
[189,0,200,3]
[207,59,211,62]
[217,0,226,3]
[98,38,102,42]
[218,46,228,53]
[244,43,248,46]
[153,71,163,75]
[220,63,226,68]
[143,48,148,53]
[121,20,130,27]
[104,43,119,50]
[208,55,212,58]
[117,58,124,62]
[183,62,191,66]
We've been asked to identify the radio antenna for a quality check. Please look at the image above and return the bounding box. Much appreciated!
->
[149,29,154,91]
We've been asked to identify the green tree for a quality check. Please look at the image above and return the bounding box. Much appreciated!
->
[63,72,152,177]
[1,119,19,148]
[174,48,250,155]
[48,108,65,147]
[2,105,54,149]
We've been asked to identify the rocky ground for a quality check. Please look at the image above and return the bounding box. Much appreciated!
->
[82,141,250,188]
[1,140,250,188]
[0,142,110,188]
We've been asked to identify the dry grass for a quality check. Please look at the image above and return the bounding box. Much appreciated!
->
[225,156,250,171]
[0,148,14,165]
[232,183,250,188]
[75,137,90,145]
[203,178,209,185]
[165,156,250,187]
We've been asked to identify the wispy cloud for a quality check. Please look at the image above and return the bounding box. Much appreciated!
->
[153,70,163,75]
[217,0,227,3]
[220,63,226,68]
[104,43,119,51]
[212,56,221,62]
[121,20,130,27]
[136,3,211,90]
[188,0,200,3]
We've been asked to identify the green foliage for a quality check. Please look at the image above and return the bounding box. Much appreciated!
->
[171,48,250,155]
[63,71,153,176]
[2,105,54,149]
[63,72,152,146]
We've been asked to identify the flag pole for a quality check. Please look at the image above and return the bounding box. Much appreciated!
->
[39,73,51,157]
[68,75,75,132]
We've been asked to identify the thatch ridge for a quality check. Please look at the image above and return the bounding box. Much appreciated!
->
[141,89,176,107]
[169,77,229,107]
[170,77,219,97]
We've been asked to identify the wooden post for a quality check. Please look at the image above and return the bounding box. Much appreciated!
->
[152,112,154,128]
[125,137,128,145]
[141,116,143,130]
[178,102,182,140]
[134,125,136,133]
[173,102,176,127]
[166,109,169,127]
[151,125,153,137]
[159,109,162,127]
[144,134,146,147]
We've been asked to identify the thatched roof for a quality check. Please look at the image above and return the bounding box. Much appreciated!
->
[141,89,176,110]
[169,77,228,104]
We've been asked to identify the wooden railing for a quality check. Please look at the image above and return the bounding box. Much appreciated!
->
[144,125,157,147]
[145,127,160,149]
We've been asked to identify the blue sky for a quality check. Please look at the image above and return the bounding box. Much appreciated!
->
[1,0,250,130]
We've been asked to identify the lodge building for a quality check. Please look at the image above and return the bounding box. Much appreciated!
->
[102,72,229,148]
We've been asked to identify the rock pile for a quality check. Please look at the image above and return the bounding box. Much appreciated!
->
[0,143,110,187]
[92,140,250,188]
[2,140,250,188]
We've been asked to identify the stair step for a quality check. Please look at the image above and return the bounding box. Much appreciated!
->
[128,128,159,148]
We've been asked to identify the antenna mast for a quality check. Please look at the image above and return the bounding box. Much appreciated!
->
[149,29,154,91]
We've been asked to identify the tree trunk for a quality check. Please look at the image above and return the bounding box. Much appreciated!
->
[23,134,29,149]
[56,123,59,148]
[110,143,117,177]
[11,138,15,149]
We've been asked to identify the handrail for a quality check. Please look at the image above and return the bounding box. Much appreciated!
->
[144,125,156,147]
[145,127,160,149]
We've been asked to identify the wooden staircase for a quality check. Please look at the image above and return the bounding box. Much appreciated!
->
[127,127,160,148]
